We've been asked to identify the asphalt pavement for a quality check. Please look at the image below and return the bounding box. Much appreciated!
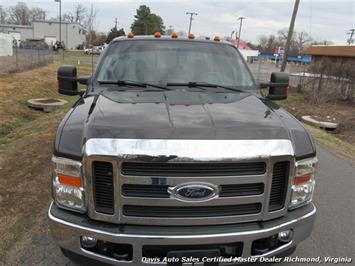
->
[5,144,354,266]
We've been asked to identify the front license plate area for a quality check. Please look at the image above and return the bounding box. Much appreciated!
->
[167,249,220,266]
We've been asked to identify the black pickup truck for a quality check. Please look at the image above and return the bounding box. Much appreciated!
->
[49,34,317,265]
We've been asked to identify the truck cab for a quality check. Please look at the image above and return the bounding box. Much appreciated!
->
[49,34,317,265]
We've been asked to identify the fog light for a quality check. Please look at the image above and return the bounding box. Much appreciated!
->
[278,230,293,243]
[81,236,97,248]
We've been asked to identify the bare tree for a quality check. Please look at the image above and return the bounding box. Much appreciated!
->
[6,2,30,25]
[311,40,334,45]
[5,2,46,25]
[86,4,98,46]
[257,34,279,52]
[73,4,87,23]
[62,4,87,23]
[258,30,314,54]
[30,7,46,21]
[294,32,313,54]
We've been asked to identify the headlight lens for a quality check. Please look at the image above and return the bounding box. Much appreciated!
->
[52,156,86,212]
[289,157,317,210]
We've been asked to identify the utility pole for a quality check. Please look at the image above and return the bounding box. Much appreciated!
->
[186,12,197,35]
[347,28,355,44]
[230,30,235,40]
[54,0,62,44]
[88,3,94,46]
[237,17,245,48]
[114,18,118,30]
[281,0,300,72]
[0,5,4,25]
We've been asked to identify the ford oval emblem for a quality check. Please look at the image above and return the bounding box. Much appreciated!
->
[169,183,218,201]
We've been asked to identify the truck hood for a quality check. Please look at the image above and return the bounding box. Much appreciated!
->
[85,90,289,140]
[55,90,316,159]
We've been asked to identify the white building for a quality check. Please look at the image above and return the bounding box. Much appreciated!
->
[0,20,86,49]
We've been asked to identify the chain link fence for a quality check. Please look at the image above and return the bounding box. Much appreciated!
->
[0,47,53,75]
[248,56,305,83]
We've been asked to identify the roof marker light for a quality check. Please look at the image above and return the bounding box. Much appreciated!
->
[188,33,195,39]
[127,32,134,38]
[154,32,161,38]
[214,35,221,42]
[171,32,178,38]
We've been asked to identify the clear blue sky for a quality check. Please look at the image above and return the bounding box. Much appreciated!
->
[2,0,354,44]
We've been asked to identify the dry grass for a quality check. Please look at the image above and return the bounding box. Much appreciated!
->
[279,91,355,145]
[279,91,355,163]
[0,55,92,258]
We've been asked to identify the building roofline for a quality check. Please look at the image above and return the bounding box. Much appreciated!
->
[304,45,355,57]
[0,24,32,29]
[32,20,85,27]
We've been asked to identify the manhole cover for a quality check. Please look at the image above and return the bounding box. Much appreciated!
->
[27,98,68,112]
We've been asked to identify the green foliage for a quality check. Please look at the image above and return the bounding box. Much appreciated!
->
[106,27,126,43]
[130,5,165,35]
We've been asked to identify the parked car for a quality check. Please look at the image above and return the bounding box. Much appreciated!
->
[19,38,49,50]
[84,46,104,55]
[51,34,317,265]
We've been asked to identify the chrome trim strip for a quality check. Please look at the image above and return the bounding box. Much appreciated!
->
[48,202,316,239]
[85,138,294,160]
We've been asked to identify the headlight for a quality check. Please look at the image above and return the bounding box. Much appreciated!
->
[289,157,318,210]
[52,156,86,212]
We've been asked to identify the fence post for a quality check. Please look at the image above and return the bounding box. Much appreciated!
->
[30,43,33,68]
[15,46,18,70]
[256,56,261,82]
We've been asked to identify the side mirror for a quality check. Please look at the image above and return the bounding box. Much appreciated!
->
[57,66,78,95]
[267,72,289,101]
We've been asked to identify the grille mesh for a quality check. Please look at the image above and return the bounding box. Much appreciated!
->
[122,184,169,198]
[93,161,114,214]
[268,161,290,211]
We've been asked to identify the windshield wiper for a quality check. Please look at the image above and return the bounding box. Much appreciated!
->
[166,82,247,93]
[98,80,171,91]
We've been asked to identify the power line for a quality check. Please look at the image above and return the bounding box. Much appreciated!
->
[186,12,197,35]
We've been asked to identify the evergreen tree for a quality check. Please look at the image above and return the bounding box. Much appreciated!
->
[106,27,125,43]
[131,5,165,35]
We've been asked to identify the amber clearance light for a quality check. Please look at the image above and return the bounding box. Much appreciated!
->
[58,173,82,188]
[154,32,161,38]
[171,32,178,38]
[214,35,221,42]
[293,174,311,186]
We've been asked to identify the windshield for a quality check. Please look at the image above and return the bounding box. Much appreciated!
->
[96,40,255,89]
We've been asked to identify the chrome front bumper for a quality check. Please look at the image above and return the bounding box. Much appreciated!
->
[48,202,316,266]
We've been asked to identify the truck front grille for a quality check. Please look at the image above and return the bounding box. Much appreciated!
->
[121,162,266,176]
[92,161,114,214]
[123,203,262,217]
[91,158,292,225]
